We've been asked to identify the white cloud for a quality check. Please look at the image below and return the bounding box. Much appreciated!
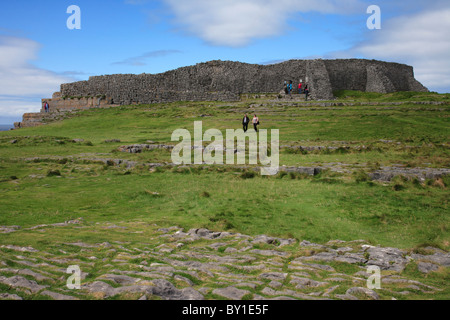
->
[0,98,41,118]
[163,0,364,47]
[351,7,450,92]
[0,36,73,118]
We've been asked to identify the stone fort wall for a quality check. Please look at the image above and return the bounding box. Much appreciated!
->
[58,59,428,105]
[14,59,427,129]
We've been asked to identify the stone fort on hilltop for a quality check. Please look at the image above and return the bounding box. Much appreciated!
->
[15,59,428,128]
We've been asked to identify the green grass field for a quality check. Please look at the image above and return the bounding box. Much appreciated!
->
[0,91,449,250]
[0,91,449,300]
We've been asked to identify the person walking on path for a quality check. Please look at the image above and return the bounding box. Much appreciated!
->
[242,113,250,132]
[253,114,259,132]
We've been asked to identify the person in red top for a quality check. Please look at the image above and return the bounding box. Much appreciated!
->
[298,82,303,94]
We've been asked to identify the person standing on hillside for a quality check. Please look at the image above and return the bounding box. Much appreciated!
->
[298,82,303,94]
[242,113,250,132]
[253,114,259,132]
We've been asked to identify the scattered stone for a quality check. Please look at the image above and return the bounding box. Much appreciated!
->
[1,245,39,253]
[149,279,204,300]
[0,276,47,293]
[301,263,336,272]
[0,293,23,300]
[261,287,278,296]
[323,285,340,297]
[411,252,450,267]
[235,282,258,289]
[417,262,440,273]
[290,276,328,288]
[0,226,21,234]
[159,247,174,254]
[174,275,194,286]
[118,144,173,154]
[97,274,141,285]
[213,287,250,300]
[366,247,409,272]
[335,293,358,300]
[18,269,53,282]
[325,277,347,282]
[178,287,205,300]
[335,253,367,264]
[224,247,238,253]
[299,240,326,248]
[250,249,289,257]
[346,287,380,300]
[41,290,78,300]
[251,235,277,245]
[278,239,296,247]
[258,272,288,281]
[268,281,283,289]
[82,281,117,298]
[353,271,370,278]
[298,251,338,262]
[198,287,211,295]
[369,167,450,182]
[336,247,353,253]
[251,235,296,247]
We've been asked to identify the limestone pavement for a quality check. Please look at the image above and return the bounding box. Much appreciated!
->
[0,219,448,300]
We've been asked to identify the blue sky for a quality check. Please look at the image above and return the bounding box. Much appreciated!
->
[1,0,449,124]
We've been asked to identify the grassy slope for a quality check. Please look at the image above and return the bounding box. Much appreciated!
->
[0,92,449,250]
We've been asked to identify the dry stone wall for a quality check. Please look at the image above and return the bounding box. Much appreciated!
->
[58,59,428,106]
[14,59,428,129]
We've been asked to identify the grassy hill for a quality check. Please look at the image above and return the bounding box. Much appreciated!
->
[1,91,449,247]
[0,91,449,300]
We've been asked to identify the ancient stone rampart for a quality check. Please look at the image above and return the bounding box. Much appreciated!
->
[14,59,428,129]
[58,59,427,105]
